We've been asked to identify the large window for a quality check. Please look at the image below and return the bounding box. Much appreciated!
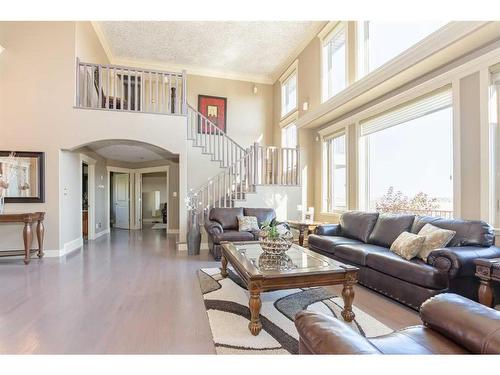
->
[281,71,297,117]
[322,22,347,102]
[489,66,500,228]
[357,21,448,78]
[323,131,347,211]
[281,123,297,148]
[359,89,453,217]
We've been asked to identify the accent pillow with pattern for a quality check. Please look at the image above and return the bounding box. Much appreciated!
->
[237,216,260,232]
[390,231,426,260]
[416,223,456,262]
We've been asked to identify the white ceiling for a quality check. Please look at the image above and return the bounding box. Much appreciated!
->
[87,140,177,163]
[95,21,324,83]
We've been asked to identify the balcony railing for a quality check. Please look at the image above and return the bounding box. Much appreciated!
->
[380,208,454,219]
[75,59,187,115]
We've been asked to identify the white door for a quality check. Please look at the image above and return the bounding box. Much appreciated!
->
[113,173,130,229]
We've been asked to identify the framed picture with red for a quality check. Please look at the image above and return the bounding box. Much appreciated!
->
[198,95,227,134]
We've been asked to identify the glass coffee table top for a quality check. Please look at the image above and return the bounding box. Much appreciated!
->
[231,242,342,273]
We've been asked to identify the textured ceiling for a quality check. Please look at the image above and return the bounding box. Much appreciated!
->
[97,21,323,82]
[87,140,177,163]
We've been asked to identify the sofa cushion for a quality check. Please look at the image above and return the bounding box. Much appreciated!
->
[308,235,362,254]
[340,211,379,243]
[237,215,260,232]
[411,216,494,247]
[417,223,456,262]
[209,207,244,230]
[334,243,389,266]
[213,230,255,244]
[365,251,448,289]
[243,208,276,227]
[390,231,426,260]
[368,214,415,248]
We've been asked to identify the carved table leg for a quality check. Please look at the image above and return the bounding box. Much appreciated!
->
[341,280,356,322]
[298,226,305,246]
[23,221,33,265]
[478,279,494,307]
[36,219,45,258]
[221,254,228,278]
[248,283,263,336]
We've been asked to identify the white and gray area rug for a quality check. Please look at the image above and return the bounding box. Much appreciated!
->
[197,267,393,354]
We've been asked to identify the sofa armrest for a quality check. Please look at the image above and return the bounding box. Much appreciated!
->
[315,224,340,236]
[204,220,223,236]
[427,246,500,278]
[420,293,500,354]
[294,311,381,354]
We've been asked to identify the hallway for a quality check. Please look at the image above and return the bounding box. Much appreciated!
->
[0,228,216,354]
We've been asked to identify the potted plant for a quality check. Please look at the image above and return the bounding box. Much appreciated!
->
[258,220,293,255]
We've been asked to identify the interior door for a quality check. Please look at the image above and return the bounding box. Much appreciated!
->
[113,173,130,229]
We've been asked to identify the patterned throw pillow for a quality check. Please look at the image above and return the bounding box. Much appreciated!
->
[390,231,426,260]
[237,216,259,232]
[417,223,456,262]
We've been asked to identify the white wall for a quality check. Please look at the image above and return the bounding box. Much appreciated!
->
[234,185,302,222]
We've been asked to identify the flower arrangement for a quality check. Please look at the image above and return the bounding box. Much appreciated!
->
[0,152,17,213]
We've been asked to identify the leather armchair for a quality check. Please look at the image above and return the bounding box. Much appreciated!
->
[295,293,500,354]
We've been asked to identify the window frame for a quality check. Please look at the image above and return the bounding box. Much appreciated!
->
[358,87,454,216]
[280,60,298,120]
[322,128,348,213]
[320,21,348,103]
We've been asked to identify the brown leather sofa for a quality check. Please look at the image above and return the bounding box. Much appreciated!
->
[295,293,500,354]
[204,207,277,260]
[308,211,500,309]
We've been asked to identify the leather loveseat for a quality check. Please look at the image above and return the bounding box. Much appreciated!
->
[308,211,500,309]
[295,293,500,354]
[204,207,277,260]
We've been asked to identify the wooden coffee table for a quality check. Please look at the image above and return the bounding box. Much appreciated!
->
[220,241,359,336]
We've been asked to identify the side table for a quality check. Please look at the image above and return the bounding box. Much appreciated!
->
[474,258,500,307]
[287,220,324,247]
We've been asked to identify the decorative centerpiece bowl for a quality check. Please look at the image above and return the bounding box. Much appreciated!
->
[258,221,293,256]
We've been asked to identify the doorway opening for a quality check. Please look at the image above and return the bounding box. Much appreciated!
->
[82,162,89,240]
[141,171,168,231]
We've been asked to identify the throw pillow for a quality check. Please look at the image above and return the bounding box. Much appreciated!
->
[417,223,456,262]
[237,216,259,232]
[389,231,426,260]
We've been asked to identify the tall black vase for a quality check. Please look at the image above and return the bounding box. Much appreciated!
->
[187,210,201,255]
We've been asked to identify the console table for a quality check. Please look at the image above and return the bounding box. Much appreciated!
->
[0,212,45,264]
[474,258,500,307]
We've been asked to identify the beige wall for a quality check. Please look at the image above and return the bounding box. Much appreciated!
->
[0,21,188,254]
[187,74,274,147]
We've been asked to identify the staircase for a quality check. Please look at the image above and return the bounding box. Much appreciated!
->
[74,59,300,220]
[186,105,300,215]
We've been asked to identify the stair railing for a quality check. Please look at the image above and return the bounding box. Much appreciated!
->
[186,105,246,168]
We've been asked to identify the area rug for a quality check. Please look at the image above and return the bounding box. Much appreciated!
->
[151,223,167,229]
[198,267,393,354]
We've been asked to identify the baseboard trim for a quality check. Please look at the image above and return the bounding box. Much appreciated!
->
[62,237,83,256]
[176,242,208,251]
[168,229,180,234]
[93,228,110,239]
[44,237,84,258]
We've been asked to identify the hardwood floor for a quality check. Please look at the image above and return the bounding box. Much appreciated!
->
[0,227,420,354]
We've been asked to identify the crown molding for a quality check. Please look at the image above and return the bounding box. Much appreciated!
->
[90,21,115,63]
[111,57,273,84]
[271,21,328,84]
